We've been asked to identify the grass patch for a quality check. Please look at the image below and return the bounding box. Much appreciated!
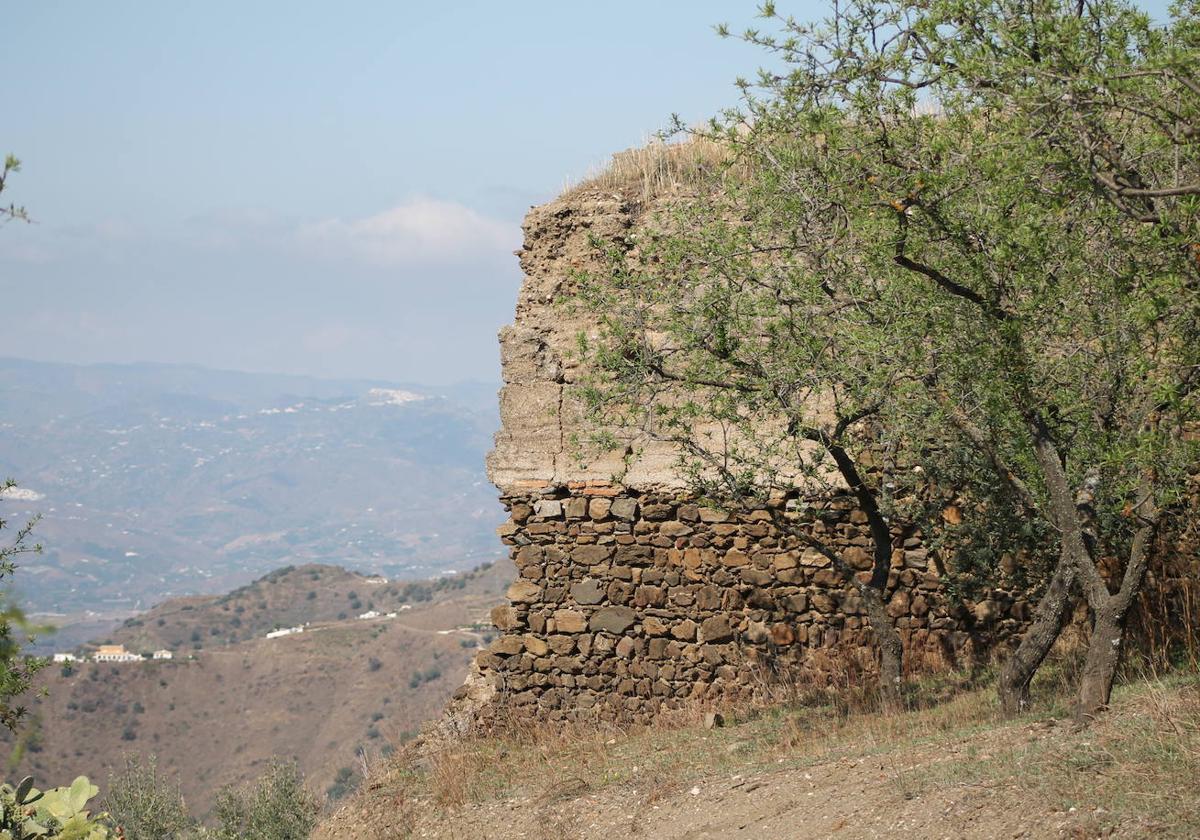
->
[330,665,1200,838]
[564,135,728,202]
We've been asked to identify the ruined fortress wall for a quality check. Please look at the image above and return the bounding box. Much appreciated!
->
[476,483,1025,724]
[454,188,1194,726]
[457,190,1024,724]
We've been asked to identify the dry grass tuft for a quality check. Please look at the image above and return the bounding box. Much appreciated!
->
[564,135,730,202]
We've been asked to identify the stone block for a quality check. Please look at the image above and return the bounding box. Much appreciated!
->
[610,498,638,520]
[591,606,636,634]
[570,578,606,605]
[491,605,521,630]
[573,545,613,565]
[699,615,734,643]
[659,521,694,538]
[643,616,669,636]
[553,608,588,633]
[722,550,750,567]
[524,635,550,657]
[607,581,634,604]
[670,619,697,641]
[588,497,613,519]
[490,636,525,656]
[534,499,563,519]
[507,581,542,603]
[634,585,666,607]
[641,503,674,521]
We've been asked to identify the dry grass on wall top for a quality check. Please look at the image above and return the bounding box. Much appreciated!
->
[564,135,730,202]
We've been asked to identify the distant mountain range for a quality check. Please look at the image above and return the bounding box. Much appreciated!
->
[0,357,505,613]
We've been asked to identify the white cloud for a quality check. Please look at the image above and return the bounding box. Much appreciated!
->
[297,197,517,266]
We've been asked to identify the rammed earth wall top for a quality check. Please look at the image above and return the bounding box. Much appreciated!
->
[486,193,687,492]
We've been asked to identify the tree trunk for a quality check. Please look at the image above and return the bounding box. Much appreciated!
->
[1075,606,1126,723]
[1073,515,1156,725]
[860,582,904,713]
[997,558,1076,716]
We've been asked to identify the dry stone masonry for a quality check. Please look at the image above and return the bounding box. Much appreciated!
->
[471,482,1025,724]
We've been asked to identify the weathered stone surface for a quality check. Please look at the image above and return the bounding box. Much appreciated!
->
[570,578,606,605]
[490,636,525,655]
[670,619,697,641]
[643,616,669,636]
[591,606,636,634]
[588,497,613,519]
[573,545,613,565]
[474,482,1047,726]
[534,499,563,519]
[507,581,542,603]
[491,605,521,630]
[698,615,734,643]
[552,608,588,633]
[524,635,550,656]
[610,498,638,520]
[659,521,694,538]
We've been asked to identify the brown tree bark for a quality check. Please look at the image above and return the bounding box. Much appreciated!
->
[823,438,906,713]
[1073,516,1157,724]
[997,559,1076,716]
[1024,418,1161,724]
[860,580,904,712]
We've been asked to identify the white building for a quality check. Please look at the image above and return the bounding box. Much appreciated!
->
[93,645,141,663]
[265,626,304,639]
[152,649,173,660]
[357,610,380,620]
[52,653,79,663]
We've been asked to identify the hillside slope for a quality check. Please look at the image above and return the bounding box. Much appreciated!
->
[4,562,511,814]
[316,673,1200,839]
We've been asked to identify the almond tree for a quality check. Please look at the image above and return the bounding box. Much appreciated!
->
[720,0,1200,720]
[579,0,1198,721]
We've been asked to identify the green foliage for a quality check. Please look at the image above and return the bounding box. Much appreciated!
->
[408,665,442,689]
[578,0,1199,592]
[323,766,357,803]
[1,480,48,734]
[103,756,193,840]
[0,155,29,225]
[0,775,112,840]
[210,760,320,840]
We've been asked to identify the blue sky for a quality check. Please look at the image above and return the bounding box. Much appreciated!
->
[0,1,1174,384]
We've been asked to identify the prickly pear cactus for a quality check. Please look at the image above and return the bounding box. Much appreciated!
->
[0,776,111,840]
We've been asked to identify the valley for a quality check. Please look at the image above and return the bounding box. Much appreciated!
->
[3,561,512,814]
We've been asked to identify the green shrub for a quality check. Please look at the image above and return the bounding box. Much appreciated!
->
[103,756,193,840]
[324,766,357,803]
[211,759,319,840]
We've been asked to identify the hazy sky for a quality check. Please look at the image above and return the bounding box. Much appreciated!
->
[0,1,1173,385]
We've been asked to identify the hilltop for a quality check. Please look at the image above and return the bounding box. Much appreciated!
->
[4,561,512,814]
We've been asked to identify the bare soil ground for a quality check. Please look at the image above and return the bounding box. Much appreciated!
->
[316,671,1200,839]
